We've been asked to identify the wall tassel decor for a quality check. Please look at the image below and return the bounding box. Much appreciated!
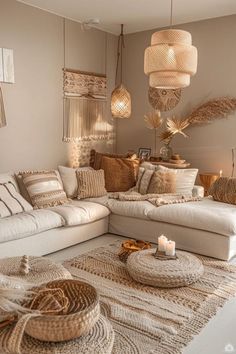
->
[144,0,198,89]
[0,86,6,128]
[111,24,131,118]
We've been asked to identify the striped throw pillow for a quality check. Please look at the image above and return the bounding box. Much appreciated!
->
[21,171,69,208]
[0,182,33,218]
[76,169,107,199]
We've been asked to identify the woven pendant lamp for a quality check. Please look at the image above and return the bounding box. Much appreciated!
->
[144,0,198,89]
[111,25,131,118]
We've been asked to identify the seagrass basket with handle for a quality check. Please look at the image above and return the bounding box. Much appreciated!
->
[24,279,100,342]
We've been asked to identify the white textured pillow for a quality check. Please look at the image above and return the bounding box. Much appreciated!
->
[0,182,33,218]
[58,166,93,198]
[139,163,198,195]
[156,166,198,195]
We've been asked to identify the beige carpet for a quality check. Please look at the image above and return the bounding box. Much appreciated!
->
[63,243,236,354]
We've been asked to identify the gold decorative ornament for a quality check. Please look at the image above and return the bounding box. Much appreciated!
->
[111,24,131,118]
[148,87,181,111]
[144,0,198,89]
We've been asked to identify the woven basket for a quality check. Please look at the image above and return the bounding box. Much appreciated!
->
[24,279,100,342]
[118,239,152,263]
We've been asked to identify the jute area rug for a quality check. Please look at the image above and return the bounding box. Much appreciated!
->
[63,242,236,354]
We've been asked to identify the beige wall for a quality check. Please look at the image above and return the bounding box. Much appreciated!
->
[0,0,116,172]
[118,15,236,176]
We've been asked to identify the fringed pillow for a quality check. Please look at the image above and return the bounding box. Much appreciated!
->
[20,171,69,209]
[209,177,236,204]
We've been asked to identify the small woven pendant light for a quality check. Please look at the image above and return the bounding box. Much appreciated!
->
[144,0,198,89]
[111,24,131,118]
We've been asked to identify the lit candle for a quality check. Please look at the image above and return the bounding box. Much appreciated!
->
[219,170,223,177]
[165,240,176,256]
[158,235,168,252]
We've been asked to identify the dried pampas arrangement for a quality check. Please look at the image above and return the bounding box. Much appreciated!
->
[160,97,236,143]
[187,97,236,125]
[144,110,163,156]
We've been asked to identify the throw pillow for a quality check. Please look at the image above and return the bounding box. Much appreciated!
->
[140,163,198,195]
[209,177,236,204]
[135,168,176,195]
[148,170,176,194]
[90,149,137,170]
[76,169,107,199]
[20,171,69,208]
[100,156,140,192]
[0,182,33,218]
[58,165,93,199]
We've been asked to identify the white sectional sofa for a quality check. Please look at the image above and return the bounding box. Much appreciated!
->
[1,171,236,261]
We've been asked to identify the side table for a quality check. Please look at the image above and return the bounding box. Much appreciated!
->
[199,172,220,196]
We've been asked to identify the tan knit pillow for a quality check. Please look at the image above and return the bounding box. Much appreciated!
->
[100,156,140,192]
[148,170,176,194]
[76,169,107,199]
[209,177,236,204]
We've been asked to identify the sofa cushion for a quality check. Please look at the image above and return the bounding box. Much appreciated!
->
[0,172,19,192]
[0,182,33,218]
[100,156,140,192]
[140,163,198,195]
[51,200,110,226]
[147,198,236,236]
[76,169,107,199]
[20,171,69,208]
[209,177,236,205]
[58,165,93,199]
[0,210,64,243]
[107,199,155,220]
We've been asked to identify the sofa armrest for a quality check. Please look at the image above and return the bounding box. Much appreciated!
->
[192,185,204,198]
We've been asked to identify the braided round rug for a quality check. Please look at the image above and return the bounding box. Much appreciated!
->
[0,315,114,354]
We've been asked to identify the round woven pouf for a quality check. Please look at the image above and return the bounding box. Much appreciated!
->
[0,315,114,354]
[127,249,204,288]
[0,256,72,283]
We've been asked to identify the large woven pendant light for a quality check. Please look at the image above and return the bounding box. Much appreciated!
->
[111,24,131,118]
[144,0,198,89]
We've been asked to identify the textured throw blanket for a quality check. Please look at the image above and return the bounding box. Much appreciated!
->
[109,191,202,207]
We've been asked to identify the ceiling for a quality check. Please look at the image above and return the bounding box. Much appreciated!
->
[17,0,236,34]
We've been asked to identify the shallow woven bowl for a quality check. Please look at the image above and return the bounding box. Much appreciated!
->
[25,279,100,342]
[118,239,152,262]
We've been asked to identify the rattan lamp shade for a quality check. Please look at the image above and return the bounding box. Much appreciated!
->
[111,84,131,119]
[144,29,197,89]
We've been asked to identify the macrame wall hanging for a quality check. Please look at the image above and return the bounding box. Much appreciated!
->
[62,19,115,167]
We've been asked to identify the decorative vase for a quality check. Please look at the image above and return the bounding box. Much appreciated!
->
[160,144,173,161]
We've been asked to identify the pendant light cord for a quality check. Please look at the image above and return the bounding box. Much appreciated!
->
[170,0,173,28]
[115,24,125,85]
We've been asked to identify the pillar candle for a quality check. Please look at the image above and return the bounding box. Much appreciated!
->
[165,240,176,256]
[158,235,168,252]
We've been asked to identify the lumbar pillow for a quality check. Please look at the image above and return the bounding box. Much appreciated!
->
[20,171,69,208]
[135,168,176,195]
[76,169,107,199]
[100,156,140,192]
[58,165,93,199]
[0,182,33,218]
[209,177,236,204]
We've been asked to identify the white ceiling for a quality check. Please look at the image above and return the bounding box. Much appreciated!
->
[17,0,236,34]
